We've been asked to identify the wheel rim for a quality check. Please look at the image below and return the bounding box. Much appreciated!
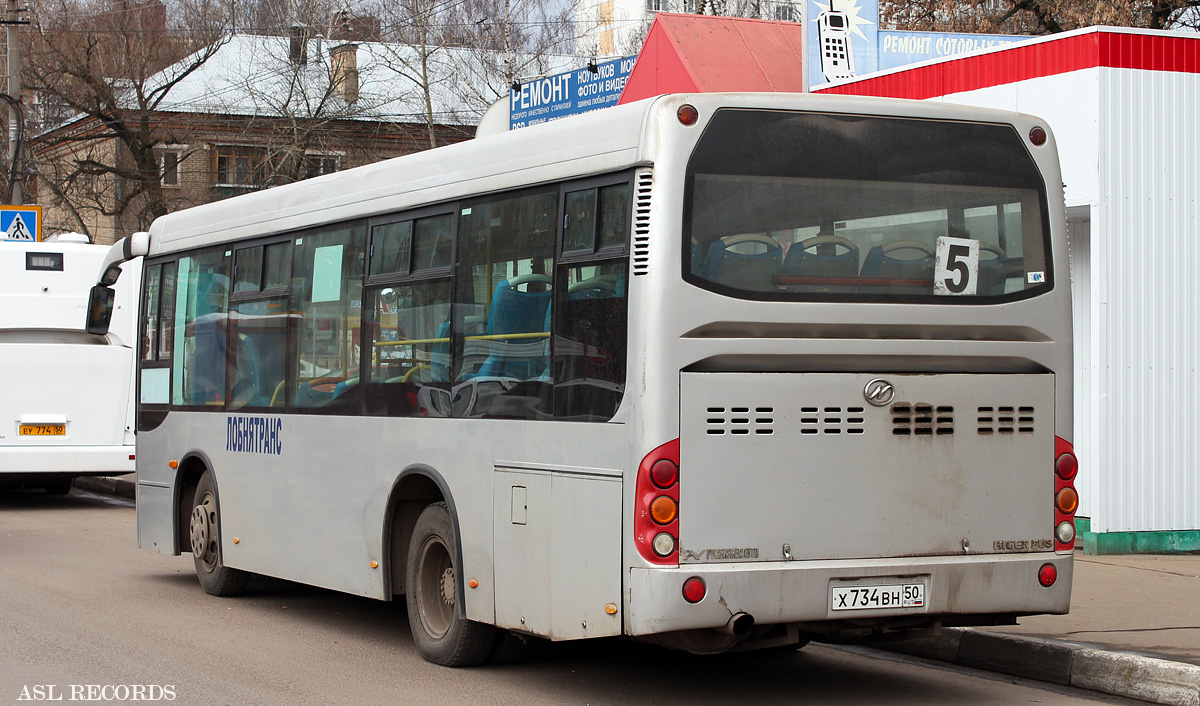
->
[415,534,455,639]
[190,491,219,573]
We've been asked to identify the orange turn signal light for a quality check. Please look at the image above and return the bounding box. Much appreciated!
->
[1056,487,1079,514]
[650,496,678,525]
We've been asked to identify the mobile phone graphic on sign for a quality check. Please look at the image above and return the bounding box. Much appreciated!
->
[817,10,855,82]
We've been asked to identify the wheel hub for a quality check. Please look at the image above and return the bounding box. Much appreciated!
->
[439,567,456,607]
[189,504,210,556]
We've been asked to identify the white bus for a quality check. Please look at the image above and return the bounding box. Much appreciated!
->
[1,235,138,494]
[90,92,1079,666]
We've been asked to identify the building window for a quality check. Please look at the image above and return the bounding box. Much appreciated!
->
[774,2,797,21]
[647,0,668,12]
[160,150,180,187]
[303,154,340,179]
[214,145,266,188]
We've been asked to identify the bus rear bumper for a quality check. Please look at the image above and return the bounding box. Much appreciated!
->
[626,552,1073,637]
[0,446,136,475]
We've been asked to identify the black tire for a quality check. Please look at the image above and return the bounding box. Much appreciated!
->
[405,502,495,666]
[189,471,250,597]
[43,477,73,495]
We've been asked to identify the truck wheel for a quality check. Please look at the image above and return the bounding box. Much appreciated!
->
[190,471,249,596]
[406,501,495,666]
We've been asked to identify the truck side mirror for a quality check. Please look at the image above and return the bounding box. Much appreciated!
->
[86,285,116,335]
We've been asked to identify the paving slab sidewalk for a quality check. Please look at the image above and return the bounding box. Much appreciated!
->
[879,553,1200,706]
[72,477,1198,704]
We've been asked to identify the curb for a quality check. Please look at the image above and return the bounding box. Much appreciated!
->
[880,628,1200,706]
[73,475,136,500]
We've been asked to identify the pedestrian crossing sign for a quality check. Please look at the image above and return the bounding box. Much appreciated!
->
[1,207,42,242]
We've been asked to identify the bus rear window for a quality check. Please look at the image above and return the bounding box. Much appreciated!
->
[683,109,1053,302]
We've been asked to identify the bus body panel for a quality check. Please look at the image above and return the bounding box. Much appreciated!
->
[678,372,1054,563]
[137,412,631,638]
[626,552,1072,636]
[493,464,624,639]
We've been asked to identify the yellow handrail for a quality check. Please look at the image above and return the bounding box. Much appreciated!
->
[373,331,549,348]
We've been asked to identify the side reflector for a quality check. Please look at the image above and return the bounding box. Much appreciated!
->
[1038,563,1057,587]
[682,576,706,603]
[168,460,178,469]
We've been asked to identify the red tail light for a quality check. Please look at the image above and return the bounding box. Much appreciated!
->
[1038,563,1057,587]
[1054,436,1078,552]
[636,439,679,565]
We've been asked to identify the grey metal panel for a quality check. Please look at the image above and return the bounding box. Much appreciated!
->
[493,466,623,640]
[679,372,1054,563]
[136,482,176,553]
[626,552,1073,636]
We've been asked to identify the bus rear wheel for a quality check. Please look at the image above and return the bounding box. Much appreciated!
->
[43,477,73,495]
[406,502,495,666]
[189,471,249,597]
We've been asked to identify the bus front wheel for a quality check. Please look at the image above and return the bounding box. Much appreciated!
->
[405,501,495,666]
[189,471,249,597]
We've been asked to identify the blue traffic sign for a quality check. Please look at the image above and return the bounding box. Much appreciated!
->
[1,206,42,242]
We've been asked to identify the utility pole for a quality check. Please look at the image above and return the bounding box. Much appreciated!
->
[2,0,28,205]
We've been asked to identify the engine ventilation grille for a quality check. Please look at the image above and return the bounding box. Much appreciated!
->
[977,406,1035,435]
[892,404,955,436]
[631,168,652,276]
[706,406,774,435]
[799,406,866,435]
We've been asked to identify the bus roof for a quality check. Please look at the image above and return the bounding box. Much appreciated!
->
[145,92,1045,255]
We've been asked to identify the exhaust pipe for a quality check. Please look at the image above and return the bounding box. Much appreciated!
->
[719,612,755,638]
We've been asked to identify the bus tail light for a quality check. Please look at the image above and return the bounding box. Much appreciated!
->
[1038,563,1057,587]
[650,496,678,524]
[636,439,679,565]
[682,576,706,603]
[1054,437,1078,553]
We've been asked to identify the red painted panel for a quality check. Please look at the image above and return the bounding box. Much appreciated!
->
[619,13,807,104]
[619,18,701,104]
[819,29,1200,100]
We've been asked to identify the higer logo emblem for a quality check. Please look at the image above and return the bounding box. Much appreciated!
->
[864,378,895,407]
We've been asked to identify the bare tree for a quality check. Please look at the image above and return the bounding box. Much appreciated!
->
[25,0,230,237]
[368,0,455,148]
[439,0,577,114]
[216,33,423,183]
[881,0,1200,34]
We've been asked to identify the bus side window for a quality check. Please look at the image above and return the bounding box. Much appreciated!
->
[552,180,630,421]
[142,264,162,360]
[172,250,230,406]
[454,188,556,419]
[291,225,366,413]
[228,242,292,410]
[363,280,452,417]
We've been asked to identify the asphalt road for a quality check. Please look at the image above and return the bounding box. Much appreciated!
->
[0,488,1141,706]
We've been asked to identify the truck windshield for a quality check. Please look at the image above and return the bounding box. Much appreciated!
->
[683,109,1053,302]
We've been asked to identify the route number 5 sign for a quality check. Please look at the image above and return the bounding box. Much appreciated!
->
[934,235,979,296]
